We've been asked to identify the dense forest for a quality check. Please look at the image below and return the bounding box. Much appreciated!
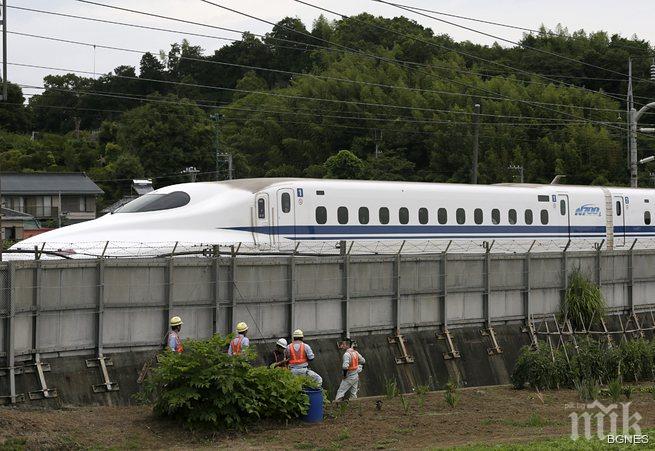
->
[1,13,654,208]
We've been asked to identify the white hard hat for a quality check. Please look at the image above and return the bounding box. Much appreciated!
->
[170,316,183,327]
[276,338,287,348]
[292,329,304,339]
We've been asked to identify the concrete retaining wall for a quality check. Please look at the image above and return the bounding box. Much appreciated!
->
[1,246,655,405]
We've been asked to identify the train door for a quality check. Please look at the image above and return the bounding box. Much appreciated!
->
[613,195,626,247]
[557,194,571,240]
[254,193,271,245]
[276,188,295,241]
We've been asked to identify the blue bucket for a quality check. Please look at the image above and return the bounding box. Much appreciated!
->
[301,388,323,423]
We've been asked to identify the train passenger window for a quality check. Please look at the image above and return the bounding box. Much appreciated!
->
[257,198,266,219]
[438,208,447,224]
[281,193,291,213]
[418,208,428,224]
[456,208,466,225]
[118,191,190,213]
[525,209,533,225]
[338,206,349,224]
[399,207,409,225]
[508,209,517,225]
[540,209,549,225]
[560,200,566,215]
[616,201,622,216]
[359,207,369,224]
[474,208,483,225]
[645,211,651,225]
[315,206,327,224]
[492,209,500,225]
[379,207,390,224]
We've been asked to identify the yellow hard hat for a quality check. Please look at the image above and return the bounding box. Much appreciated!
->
[170,316,183,327]
[292,329,304,339]
[236,322,249,333]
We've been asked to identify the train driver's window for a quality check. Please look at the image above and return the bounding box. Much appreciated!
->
[474,208,483,224]
[379,207,390,224]
[645,211,651,225]
[438,208,447,224]
[359,207,370,224]
[540,209,549,225]
[281,192,291,213]
[257,198,266,219]
[418,208,428,224]
[337,206,349,224]
[399,207,409,225]
[508,209,517,225]
[492,208,500,225]
[315,206,327,224]
[525,209,533,225]
[456,208,466,225]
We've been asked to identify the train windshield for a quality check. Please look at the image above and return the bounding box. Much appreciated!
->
[116,191,191,213]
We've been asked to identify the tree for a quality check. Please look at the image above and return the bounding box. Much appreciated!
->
[324,150,367,179]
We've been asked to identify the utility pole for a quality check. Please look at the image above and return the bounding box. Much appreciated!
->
[627,59,655,188]
[181,166,200,183]
[373,129,382,158]
[1,0,6,102]
[210,112,220,181]
[508,164,524,183]
[471,103,480,184]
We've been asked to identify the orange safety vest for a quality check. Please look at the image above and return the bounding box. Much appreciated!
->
[230,335,245,355]
[347,349,359,371]
[288,342,307,365]
[168,331,184,353]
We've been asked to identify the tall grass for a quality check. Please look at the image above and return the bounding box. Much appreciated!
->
[562,269,606,329]
[512,338,654,390]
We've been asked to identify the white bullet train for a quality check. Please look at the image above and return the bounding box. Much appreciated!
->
[7,177,655,258]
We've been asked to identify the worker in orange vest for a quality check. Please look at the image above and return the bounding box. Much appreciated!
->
[334,338,365,402]
[285,329,322,386]
[166,316,184,353]
[228,322,250,356]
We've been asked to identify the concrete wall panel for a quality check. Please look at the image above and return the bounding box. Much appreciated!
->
[104,266,166,306]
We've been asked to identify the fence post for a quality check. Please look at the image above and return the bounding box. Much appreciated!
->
[393,252,402,335]
[32,259,42,357]
[212,245,220,334]
[96,258,104,356]
[439,241,451,328]
[229,245,237,333]
[628,239,638,314]
[342,251,350,338]
[594,240,605,287]
[560,240,571,318]
[482,241,494,329]
[7,262,16,403]
[165,257,174,334]
[288,253,296,338]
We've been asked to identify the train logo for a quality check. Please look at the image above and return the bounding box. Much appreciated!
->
[574,204,602,216]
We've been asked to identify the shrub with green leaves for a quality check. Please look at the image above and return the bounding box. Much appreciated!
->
[562,269,606,329]
[138,334,318,429]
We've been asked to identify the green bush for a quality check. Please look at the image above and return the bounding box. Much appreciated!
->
[562,269,606,329]
[512,336,655,391]
[138,334,318,429]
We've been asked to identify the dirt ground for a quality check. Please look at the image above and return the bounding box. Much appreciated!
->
[1,386,655,450]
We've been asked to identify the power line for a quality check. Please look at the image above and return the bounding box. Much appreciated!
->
[8,29,632,115]
[12,3,650,102]
[374,0,653,83]
[22,83,624,128]
[11,60,622,124]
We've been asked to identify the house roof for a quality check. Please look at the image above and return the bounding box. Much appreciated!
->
[0,173,104,195]
[1,207,35,220]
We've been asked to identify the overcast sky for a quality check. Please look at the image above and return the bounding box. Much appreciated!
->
[5,0,655,99]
